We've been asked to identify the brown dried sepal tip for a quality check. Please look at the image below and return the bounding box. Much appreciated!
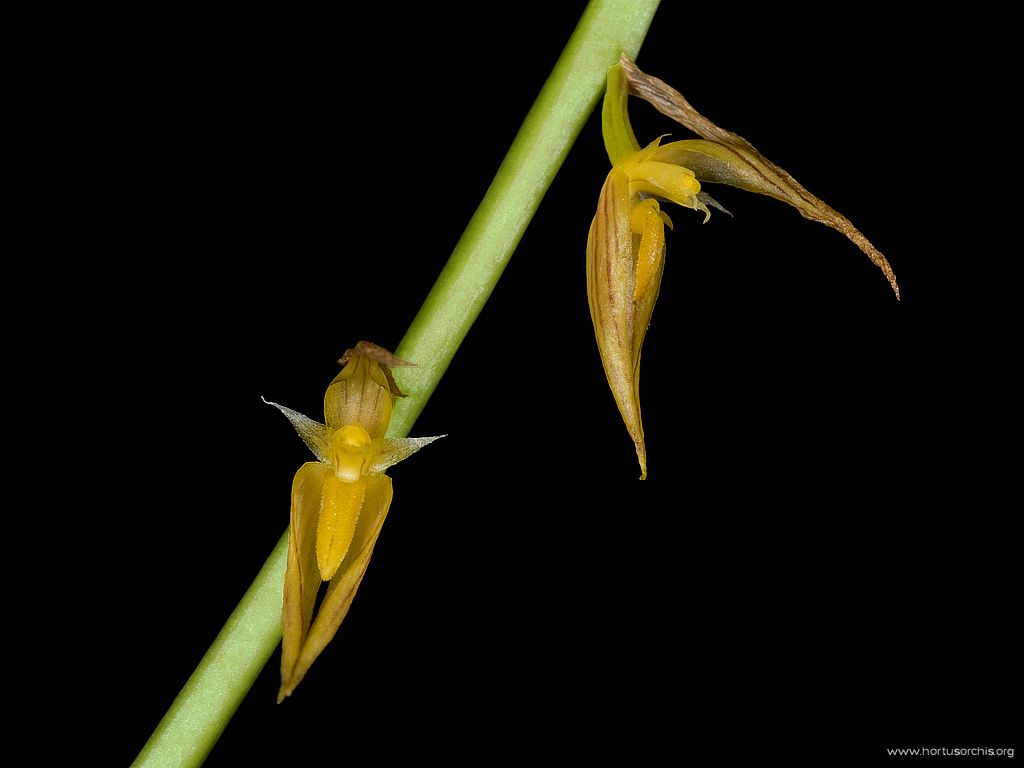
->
[619,54,899,299]
[339,340,416,398]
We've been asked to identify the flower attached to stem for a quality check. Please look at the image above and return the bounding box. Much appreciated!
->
[587,55,898,479]
[265,341,442,701]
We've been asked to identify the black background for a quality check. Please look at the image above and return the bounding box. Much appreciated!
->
[57,3,1016,764]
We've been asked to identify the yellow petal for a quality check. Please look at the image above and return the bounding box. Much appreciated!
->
[279,461,328,703]
[631,200,667,302]
[282,474,394,700]
[316,475,366,581]
[624,159,700,204]
[602,63,641,165]
[587,166,661,479]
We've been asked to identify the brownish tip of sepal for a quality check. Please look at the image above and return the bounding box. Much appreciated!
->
[277,670,297,703]
[339,341,415,369]
[277,676,301,703]
[618,53,900,299]
[338,341,415,397]
[620,405,649,481]
[278,638,309,703]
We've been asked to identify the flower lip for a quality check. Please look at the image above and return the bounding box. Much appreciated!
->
[332,424,372,482]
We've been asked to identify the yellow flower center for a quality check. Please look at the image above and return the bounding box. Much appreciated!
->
[621,157,701,209]
[331,424,373,482]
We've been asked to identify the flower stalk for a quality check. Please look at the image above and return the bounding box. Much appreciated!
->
[131,3,661,766]
[587,55,898,479]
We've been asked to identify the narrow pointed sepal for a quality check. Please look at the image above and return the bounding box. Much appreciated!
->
[278,474,393,701]
[279,461,329,703]
[602,62,642,165]
[368,435,446,474]
[619,53,899,298]
[263,398,331,463]
[587,166,662,479]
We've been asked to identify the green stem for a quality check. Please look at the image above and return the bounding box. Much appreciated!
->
[132,533,288,767]
[390,0,660,435]
[132,2,660,765]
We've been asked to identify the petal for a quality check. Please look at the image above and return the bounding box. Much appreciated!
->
[632,201,667,303]
[368,434,446,475]
[279,461,328,702]
[587,167,657,479]
[620,54,899,298]
[263,398,330,462]
[602,63,641,166]
[283,474,394,699]
[617,138,710,222]
[588,169,635,389]
[324,353,393,437]
[316,475,366,581]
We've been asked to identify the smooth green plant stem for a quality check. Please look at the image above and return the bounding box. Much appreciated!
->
[391,0,660,435]
[132,533,288,768]
[132,2,660,766]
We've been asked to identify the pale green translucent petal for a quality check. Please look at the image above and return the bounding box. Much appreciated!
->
[368,434,447,475]
[262,397,330,463]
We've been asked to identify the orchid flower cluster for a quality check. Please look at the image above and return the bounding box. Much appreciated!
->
[587,55,897,478]
[268,56,896,699]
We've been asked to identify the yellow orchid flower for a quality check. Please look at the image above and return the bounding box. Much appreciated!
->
[265,341,443,701]
[588,56,898,479]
